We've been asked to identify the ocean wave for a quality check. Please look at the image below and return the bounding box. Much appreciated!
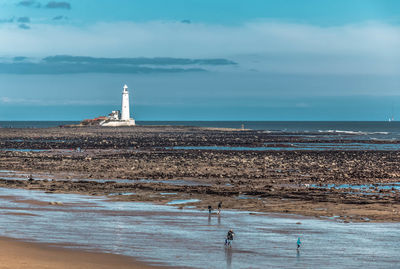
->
[318,130,389,135]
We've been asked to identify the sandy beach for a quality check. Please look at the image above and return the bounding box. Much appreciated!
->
[0,237,161,269]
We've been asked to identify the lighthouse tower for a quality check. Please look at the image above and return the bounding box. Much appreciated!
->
[100,84,135,126]
[121,84,130,121]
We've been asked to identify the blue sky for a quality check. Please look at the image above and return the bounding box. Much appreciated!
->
[3,0,400,25]
[0,0,399,120]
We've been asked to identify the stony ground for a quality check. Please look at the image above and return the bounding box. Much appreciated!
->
[1,125,400,222]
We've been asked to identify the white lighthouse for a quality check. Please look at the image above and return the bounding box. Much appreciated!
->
[100,84,135,126]
[121,84,130,121]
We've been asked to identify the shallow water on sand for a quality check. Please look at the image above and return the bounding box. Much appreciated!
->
[168,142,400,151]
[0,187,399,268]
[311,183,400,192]
[0,148,47,152]
[0,170,209,186]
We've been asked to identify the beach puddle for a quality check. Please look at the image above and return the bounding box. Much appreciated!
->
[107,192,136,196]
[0,148,48,152]
[237,195,259,200]
[0,188,398,268]
[311,183,400,192]
[166,199,200,205]
[137,178,210,186]
[166,142,400,151]
[0,170,209,186]
[167,146,272,151]
[7,139,70,143]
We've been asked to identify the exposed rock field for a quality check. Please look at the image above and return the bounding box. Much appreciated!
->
[1,125,400,222]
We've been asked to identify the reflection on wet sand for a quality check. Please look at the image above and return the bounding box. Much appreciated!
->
[225,247,232,268]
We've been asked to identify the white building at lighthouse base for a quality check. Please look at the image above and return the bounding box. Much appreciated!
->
[100,119,135,127]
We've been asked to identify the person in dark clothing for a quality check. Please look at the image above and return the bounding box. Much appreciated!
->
[217,201,222,214]
[208,205,212,214]
[225,229,235,247]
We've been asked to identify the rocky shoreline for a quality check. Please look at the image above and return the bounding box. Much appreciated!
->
[1,125,400,222]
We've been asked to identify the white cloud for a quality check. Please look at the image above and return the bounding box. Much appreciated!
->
[0,96,40,104]
[0,96,11,103]
[0,20,399,74]
[0,96,114,105]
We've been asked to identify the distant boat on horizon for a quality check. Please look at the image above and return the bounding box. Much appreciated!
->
[389,104,395,122]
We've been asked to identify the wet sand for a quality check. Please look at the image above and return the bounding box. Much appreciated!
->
[0,237,161,269]
[1,126,400,222]
[1,175,400,222]
[0,187,399,268]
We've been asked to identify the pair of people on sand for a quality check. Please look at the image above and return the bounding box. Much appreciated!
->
[208,202,223,214]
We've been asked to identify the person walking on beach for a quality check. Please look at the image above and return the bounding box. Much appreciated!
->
[225,229,235,247]
[297,237,302,250]
[217,201,222,214]
[208,205,212,214]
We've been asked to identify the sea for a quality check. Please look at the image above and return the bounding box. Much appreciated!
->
[0,121,399,135]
